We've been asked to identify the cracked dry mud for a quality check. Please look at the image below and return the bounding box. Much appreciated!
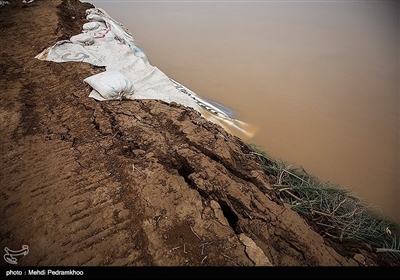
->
[1,0,399,267]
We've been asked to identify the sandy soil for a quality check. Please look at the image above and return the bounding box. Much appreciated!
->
[1,0,399,270]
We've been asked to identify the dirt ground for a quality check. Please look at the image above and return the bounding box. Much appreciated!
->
[1,0,399,271]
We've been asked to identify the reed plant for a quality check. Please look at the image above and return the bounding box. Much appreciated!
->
[247,143,400,260]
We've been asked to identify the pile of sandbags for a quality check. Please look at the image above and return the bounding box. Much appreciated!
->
[35,7,256,140]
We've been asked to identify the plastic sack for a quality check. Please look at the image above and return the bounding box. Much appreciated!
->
[84,71,134,101]
[70,33,94,46]
[86,8,100,16]
[82,22,100,31]
[86,13,105,23]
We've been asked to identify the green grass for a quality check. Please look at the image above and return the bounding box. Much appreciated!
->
[247,142,400,261]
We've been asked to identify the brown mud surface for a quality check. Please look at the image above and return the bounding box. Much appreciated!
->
[1,0,399,272]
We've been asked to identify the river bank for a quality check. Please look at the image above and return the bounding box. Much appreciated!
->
[0,0,398,271]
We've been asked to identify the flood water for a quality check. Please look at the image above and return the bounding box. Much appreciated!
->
[87,1,399,226]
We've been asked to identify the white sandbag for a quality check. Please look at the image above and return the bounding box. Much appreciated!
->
[82,22,100,31]
[84,71,134,101]
[86,8,100,16]
[70,33,94,46]
[86,13,105,23]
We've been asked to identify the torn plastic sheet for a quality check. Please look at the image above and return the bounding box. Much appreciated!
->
[35,7,256,140]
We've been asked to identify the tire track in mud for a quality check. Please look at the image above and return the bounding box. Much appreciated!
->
[0,1,153,266]
[37,102,153,265]
[2,99,153,265]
